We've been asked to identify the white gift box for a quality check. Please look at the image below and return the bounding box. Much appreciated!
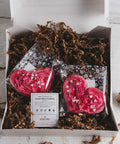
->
[0,0,119,136]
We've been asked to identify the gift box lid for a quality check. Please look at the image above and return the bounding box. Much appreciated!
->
[105,0,120,23]
[10,0,107,32]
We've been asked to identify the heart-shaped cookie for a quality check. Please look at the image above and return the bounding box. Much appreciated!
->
[63,75,106,114]
[10,67,54,97]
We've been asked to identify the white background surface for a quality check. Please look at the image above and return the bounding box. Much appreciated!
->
[0,0,10,17]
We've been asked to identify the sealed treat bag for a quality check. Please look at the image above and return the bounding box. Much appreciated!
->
[60,65,108,116]
[7,43,55,97]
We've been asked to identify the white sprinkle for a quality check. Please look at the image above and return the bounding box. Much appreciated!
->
[31,77,34,80]
[67,90,69,92]
[26,73,29,76]
[70,80,73,83]
[89,95,93,98]
[37,81,40,84]
[72,99,79,103]
[72,99,75,102]
[76,82,79,85]
[41,83,45,86]
[93,109,96,112]
[94,99,97,102]
[22,74,25,76]
[31,74,34,77]
[35,74,37,76]
[38,85,41,88]
[66,85,69,88]
[35,77,37,80]
[31,84,33,87]
[90,105,95,109]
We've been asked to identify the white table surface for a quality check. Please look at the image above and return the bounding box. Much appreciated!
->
[0,18,120,144]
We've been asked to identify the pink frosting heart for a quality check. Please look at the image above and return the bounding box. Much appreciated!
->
[10,67,54,97]
[63,75,106,114]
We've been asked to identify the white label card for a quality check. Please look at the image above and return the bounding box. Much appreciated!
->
[31,93,59,127]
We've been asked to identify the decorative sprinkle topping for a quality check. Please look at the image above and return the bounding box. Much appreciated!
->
[10,67,54,98]
[70,80,73,83]
[37,81,40,84]
[67,90,69,92]
[89,95,93,98]
[94,99,97,102]
[35,74,37,76]
[31,77,34,80]
[66,85,69,88]
[31,84,33,87]
[72,99,79,103]
[93,109,96,112]
[90,105,95,109]
[31,74,34,77]
[76,82,79,85]
[38,85,41,88]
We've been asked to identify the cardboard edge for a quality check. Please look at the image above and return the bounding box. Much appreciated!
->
[1,129,118,137]
[1,28,11,129]
[109,28,119,131]
[1,104,7,129]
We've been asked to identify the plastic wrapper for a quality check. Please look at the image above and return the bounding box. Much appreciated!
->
[6,43,55,97]
[55,64,108,118]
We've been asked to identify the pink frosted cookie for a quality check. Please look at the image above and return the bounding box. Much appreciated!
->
[63,74,106,114]
[10,67,54,97]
